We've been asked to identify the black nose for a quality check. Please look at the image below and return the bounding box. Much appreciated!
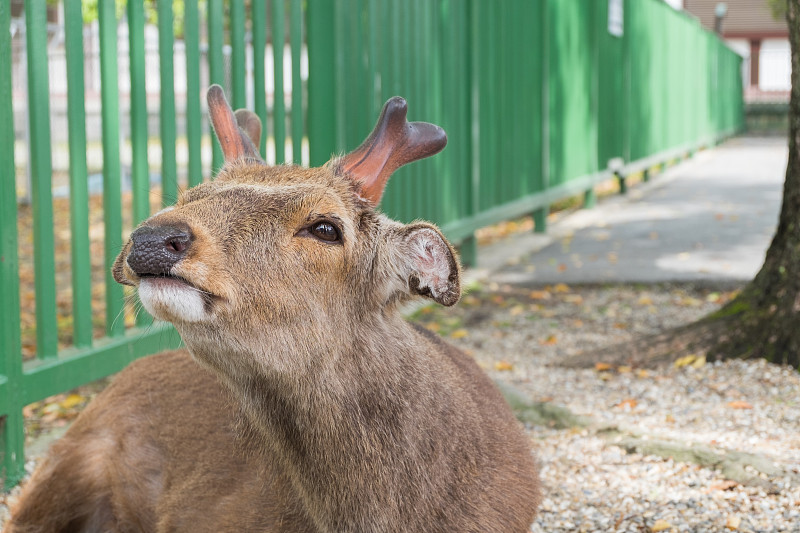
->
[127,224,193,277]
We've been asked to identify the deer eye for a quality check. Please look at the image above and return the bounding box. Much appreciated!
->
[309,221,341,243]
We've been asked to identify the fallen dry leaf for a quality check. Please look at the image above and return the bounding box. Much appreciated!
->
[617,365,632,374]
[615,398,638,410]
[563,294,583,304]
[679,296,703,307]
[595,362,613,371]
[552,283,570,293]
[60,393,85,409]
[725,515,741,530]
[450,329,468,339]
[651,519,672,532]
[708,480,739,492]
[494,361,514,371]
[540,335,557,346]
[636,369,650,379]
[425,322,441,333]
[509,305,525,316]
[674,354,701,368]
[727,401,753,410]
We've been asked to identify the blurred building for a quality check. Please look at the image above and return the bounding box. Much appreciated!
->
[683,0,790,103]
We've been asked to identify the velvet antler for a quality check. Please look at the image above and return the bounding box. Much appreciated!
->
[336,97,447,205]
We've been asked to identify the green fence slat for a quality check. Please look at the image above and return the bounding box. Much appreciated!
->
[64,0,93,348]
[307,0,336,166]
[0,0,24,490]
[25,1,58,359]
[128,0,153,329]
[290,0,303,163]
[128,0,149,225]
[158,1,177,205]
[207,0,225,172]
[184,0,203,187]
[99,0,125,338]
[253,0,268,158]
[231,0,246,110]
[272,0,286,163]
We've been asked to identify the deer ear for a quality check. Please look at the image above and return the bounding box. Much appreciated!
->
[398,224,461,307]
[334,97,447,206]
[207,85,262,163]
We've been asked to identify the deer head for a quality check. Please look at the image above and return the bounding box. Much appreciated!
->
[112,85,456,376]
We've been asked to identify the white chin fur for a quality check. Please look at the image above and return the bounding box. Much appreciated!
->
[137,279,208,323]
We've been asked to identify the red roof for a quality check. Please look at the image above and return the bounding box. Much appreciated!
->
[684,0,788,38]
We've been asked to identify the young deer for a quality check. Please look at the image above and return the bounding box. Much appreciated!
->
[9,86,540,532]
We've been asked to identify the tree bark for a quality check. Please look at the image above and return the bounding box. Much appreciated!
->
[564,0,800,369]
[695,0,800,367]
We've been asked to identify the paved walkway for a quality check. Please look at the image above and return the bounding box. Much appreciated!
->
[470,137,788,286]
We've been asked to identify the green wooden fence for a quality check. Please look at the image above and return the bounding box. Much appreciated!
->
[1,0,743,489]
[308,0,744,258]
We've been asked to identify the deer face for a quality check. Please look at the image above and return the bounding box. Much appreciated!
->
[112,86,459,367]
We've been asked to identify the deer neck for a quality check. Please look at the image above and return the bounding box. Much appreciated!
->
[182,315,440,531]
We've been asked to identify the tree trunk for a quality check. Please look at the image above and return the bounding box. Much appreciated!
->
[564,0,800,369]
[699,0,800,367]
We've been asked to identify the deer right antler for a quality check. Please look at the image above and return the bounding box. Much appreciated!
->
[335,97,447,205]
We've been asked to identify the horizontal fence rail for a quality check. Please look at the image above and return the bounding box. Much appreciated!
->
[2,0,743,488]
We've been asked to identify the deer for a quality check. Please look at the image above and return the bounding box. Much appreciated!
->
[8,85,540,532]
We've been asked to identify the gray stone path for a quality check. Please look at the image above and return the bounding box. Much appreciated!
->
[471,137,788,287]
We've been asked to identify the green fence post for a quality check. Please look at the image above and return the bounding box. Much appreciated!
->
[458,236,478,269]
[208,0,225,173]
[26,1,58,359]
[99,0,125,337]
[307,0,337,166]
[290,0,304,163]
[617,172,628,193]
[536,0,549,235]
[583,188,596,208]
[533,208,548,233]
[65,0,93,348]
[128,0,150,223]
[128,0,154,328]
[231,0,246,110]
[272,0,286,163]
[0,0,24,490]
[158,0,177,204]
[252,0,268,158]
[184,0,203,187]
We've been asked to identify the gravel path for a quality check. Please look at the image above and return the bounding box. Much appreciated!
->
[3,281,799,532]
[426,281,800,533]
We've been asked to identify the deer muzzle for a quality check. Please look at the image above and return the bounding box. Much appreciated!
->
[127,224,193,278]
